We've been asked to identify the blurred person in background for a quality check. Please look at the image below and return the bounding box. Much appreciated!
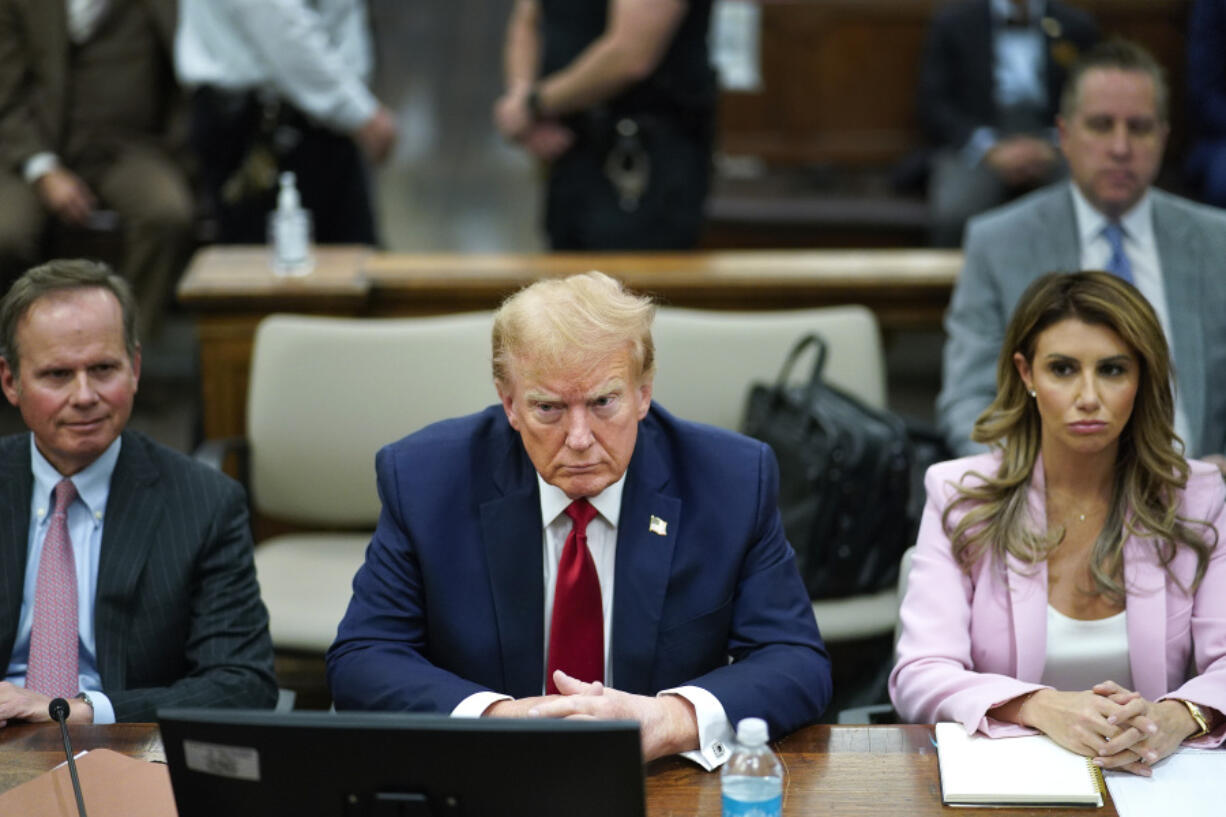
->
[0,0,194,341]
[493,0,717,250]
[1186,0,1226,208]
[918,0,1098,246]
[176,0,397,245]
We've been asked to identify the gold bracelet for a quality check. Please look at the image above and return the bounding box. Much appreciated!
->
[1177,699,1211,739]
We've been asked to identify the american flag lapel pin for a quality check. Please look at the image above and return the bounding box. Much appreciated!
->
[649,515,668,536]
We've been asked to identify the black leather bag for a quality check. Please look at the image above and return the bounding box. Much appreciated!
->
[741,334,917,599]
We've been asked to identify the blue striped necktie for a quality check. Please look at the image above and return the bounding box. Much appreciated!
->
[1102,222,1133,284]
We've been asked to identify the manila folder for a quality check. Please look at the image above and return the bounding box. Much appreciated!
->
[0,748,177,817]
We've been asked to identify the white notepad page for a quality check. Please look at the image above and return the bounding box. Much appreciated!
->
[935,722,1104,807]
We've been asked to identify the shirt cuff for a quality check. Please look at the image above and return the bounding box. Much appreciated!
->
[85,689,116,724]
[659,685,734,770]
[962,127,1000,167]
[23,152,59,184]
[451,690,511,718]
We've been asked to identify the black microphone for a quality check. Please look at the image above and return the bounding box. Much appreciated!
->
[48,697,89,817]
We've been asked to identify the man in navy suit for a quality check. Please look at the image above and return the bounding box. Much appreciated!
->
[0,259,275,725]
[327,272,830,766]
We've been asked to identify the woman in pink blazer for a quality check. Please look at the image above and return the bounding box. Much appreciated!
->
[891,271,1225,776]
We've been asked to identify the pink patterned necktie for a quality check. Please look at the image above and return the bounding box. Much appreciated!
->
[25,479,80,699]
[546,499,603,694]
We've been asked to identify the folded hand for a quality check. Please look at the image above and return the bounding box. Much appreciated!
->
[1016,687,1152,774]
[1090,681,1199,775]
[523,670,698,761]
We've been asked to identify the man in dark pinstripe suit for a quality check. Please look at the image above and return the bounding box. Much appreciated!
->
[0,259,276,725]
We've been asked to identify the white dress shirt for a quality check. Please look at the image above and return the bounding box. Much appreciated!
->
[175,0,377,134]
[1069,183,1194,451]
[67,0,109,43]
[4,436,121,724]
[453,475,735,770]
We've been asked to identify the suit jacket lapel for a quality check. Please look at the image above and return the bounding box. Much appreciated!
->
[0,437,34,667]
[1152,196,1207,453]
[967,3,994,121]
[1123,535,1168,699]
[1033,187,1082,276]
[139,0,178,52]
[1009,458,1049,683]
[479,432,545,698]
[610,421,678,693]
[33,0,70,137]
[95,433,163,688]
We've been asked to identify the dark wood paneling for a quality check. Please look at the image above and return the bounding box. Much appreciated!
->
[718,0,1192,166]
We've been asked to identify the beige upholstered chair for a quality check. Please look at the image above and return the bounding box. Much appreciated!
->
[836,545,916,723]
[651,305,897,643]
[236,312,497,653]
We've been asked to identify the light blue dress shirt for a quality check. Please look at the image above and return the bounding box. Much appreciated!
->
[4,435,122,723]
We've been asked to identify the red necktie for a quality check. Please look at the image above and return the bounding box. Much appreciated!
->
[546,498,603,694]
[26,479,80,699]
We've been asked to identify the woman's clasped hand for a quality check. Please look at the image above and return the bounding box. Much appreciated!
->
[1010,681,1199,776]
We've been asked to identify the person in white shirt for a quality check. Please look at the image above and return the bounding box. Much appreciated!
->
[937,39,1226,474]
[175,0,397,245]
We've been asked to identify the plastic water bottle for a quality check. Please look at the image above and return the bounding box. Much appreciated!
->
[268,171,314,276]
[721,717,783,817]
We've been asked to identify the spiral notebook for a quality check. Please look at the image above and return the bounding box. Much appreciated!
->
[935,722,1105,807]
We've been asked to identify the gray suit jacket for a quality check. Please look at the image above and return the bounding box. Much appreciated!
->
[938,183,1226,458]
[0,431,276,721]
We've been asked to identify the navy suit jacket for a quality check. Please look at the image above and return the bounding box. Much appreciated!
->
[327,404,831,740]
[0,430,277,721]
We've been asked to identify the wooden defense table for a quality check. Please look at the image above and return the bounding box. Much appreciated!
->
[176,246,960,440]
[1,723,1117,816]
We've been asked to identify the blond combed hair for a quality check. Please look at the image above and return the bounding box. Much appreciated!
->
[491,271,656,390]
[944,272,1216,602]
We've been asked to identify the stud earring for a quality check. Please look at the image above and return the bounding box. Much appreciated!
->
[1028,389,1037,398]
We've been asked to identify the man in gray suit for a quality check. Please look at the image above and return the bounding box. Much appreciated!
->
[0,260,276,725]
[938,40,1226,471]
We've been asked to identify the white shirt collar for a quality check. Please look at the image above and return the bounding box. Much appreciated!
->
[537,472,626,530]
[990,0,1045,23]
[1069,182,1155,252]
[30,433,122,520]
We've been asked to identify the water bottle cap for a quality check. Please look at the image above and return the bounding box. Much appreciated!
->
[277,172,301,211]
[735,717,769,746]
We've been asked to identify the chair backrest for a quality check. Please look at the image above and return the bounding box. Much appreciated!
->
[247,305,885,525]
[247,312,497,525]
[650,305,886,431]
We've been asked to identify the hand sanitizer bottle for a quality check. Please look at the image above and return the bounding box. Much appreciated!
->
[269,171,314,276]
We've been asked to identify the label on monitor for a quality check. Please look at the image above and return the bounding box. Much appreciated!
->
[183,739,261,781]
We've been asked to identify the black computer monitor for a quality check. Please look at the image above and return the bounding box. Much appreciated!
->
[157,709,646,817]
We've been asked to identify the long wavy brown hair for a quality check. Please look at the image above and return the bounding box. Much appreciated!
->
[944,272,1215,601]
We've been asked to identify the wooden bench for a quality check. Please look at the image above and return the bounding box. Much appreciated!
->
[176,245,961,441]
